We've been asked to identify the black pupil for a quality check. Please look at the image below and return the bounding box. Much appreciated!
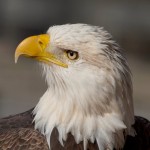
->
[69,51,74,56]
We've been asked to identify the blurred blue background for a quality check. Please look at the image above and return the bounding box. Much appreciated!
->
[0,0,150,119]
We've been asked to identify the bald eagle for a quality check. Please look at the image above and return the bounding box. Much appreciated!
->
[0,24,149,150]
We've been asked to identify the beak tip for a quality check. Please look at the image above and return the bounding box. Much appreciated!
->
[15,55,18,64]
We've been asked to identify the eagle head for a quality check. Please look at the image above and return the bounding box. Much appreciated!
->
[15,24,134,150]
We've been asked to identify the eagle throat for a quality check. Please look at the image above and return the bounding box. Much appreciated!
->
[33,63,128,150]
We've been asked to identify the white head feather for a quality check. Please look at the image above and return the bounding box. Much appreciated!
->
[33,24,134,150]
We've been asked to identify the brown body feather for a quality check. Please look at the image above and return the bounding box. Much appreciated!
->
[0,109,149,150]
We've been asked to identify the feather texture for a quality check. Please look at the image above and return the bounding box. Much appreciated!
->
[0,109,149,149]
[0,24,140,150]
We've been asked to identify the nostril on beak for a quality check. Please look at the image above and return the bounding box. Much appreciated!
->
[38,40,43,46]
[38,40,45,50]
[37,34,50,50]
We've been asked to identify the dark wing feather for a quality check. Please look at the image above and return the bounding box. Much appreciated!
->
[0,128,49,150]
[50,128,99,150]
[0,109,150,150]
[50,116,150,150]
[123,116,150,150]
[0,108,34,129]
[0,108,49,150]
[0,109,99,150]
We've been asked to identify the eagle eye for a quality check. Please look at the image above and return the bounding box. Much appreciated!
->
[66,50,79,60]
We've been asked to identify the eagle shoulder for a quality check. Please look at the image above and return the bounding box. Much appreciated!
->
[0,128,49,150]
[124,116,150,150]
[0,108,34,130]
[0,108,49,150]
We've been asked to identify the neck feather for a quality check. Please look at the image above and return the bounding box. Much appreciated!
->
[33,88,126,150]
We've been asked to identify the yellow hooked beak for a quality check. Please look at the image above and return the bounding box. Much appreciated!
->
[15,34,68,68]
